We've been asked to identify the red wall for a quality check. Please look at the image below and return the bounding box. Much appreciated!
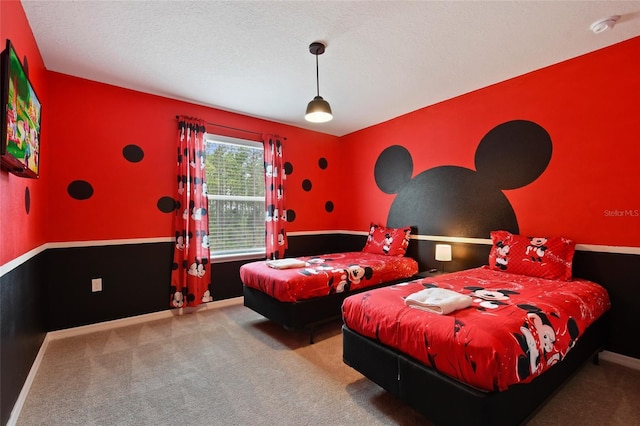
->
[0,0,49,265]
[44,73,341,243]
[339,36,640,248]
[1,0,341,266]
[2,0,639,268]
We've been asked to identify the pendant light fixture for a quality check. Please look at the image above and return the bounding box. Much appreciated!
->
[305,42,333,123]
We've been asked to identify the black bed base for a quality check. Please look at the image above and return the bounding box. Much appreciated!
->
[342,313,609,426]
[243,279,412,343]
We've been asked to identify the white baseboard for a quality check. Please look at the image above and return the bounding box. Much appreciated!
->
[600,350,640,371]
[6,329,51,426]
[47,296,243,340]
[7,297,243,426]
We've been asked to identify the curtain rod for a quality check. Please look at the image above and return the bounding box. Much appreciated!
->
[176,115,263,137]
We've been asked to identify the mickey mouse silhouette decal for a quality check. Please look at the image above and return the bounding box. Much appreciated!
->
[375,120,553,238]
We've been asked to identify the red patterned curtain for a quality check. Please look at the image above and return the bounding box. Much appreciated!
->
[264,135,288,259]
[170,117,212,308]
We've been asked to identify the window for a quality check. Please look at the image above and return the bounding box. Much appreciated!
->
[205,134,265,260]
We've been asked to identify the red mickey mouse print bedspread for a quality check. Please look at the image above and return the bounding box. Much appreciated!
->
[341,266,610,392]
[240,252,418,302]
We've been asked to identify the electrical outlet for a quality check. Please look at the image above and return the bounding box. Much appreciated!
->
[91,278,102,292]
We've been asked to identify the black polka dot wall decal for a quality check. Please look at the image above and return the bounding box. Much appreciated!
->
[302,179,312,191]
[325,201,334,212]
[286,210,296,222]
[25,187,31,214]
[123,144,144,162]
[318,158,328,169]
[157,196,177,213]
[284,162,293,175]
[67,180,94,200]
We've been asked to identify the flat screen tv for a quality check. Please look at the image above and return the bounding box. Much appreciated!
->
[1,39,41,178]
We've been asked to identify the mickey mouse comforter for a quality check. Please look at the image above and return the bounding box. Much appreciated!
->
[342,266,610,392]
[240,252,418,302]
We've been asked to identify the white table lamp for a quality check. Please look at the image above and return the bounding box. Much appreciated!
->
[435,244,452,273]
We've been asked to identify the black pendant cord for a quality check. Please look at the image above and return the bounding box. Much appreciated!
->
[315,54,320,97]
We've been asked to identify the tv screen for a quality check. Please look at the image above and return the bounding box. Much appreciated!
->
[1,39,42,178]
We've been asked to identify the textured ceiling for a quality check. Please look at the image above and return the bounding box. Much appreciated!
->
[21,1,640,137]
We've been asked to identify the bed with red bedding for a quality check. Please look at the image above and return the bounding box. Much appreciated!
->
[241,224,419,340]
[242,251,418,337]
[342,231,611,425]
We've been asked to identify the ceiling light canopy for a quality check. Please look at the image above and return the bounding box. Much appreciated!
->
[305,42,333,123]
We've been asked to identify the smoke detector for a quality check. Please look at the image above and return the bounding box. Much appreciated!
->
[590,16,620,34]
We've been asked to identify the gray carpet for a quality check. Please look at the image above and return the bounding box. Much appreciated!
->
[16,301,640,425]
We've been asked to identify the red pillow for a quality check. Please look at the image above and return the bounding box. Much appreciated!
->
[362,223,411,256]
[488,230,575,281]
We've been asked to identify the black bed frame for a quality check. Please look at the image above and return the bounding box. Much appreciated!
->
[342,312,609,426]
[243,278,412,343]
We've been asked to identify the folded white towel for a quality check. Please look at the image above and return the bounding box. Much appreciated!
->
[405,288,472,315]
[266,258,307,269]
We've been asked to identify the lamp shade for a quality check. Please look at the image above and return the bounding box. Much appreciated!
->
[435,244,452,262]
[305,96,333,123]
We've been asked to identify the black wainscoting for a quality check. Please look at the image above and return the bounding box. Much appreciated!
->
[286,233,364,257]
[211,259,247,300]
[405,239,491,273]
[39,237,636,358]
[0,252,47,426]
[45,243,175,331]
[42,236,360,332]
[572,250,640,358]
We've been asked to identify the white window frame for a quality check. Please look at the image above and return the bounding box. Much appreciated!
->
[205,134,266,263]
